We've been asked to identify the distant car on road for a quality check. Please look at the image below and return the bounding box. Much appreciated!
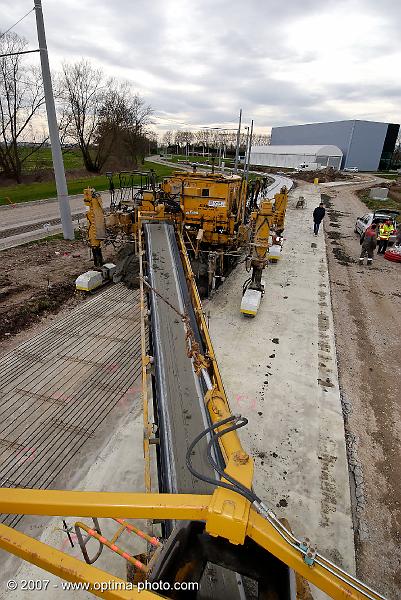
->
[354,209,399,244]
[344,167,359,172]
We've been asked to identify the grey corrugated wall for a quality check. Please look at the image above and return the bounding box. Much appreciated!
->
[271,120,390,170]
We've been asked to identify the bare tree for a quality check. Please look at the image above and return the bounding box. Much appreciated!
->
[61,60,153,172]
[174,130,183,148]
[175,131,194,152]
[93,84,153,169]
[252,133,271,146]
[120,92,153,161]
[194,129,211,154]
[163,130,172,148]
[0,32,46,182]
[61,59,109,172]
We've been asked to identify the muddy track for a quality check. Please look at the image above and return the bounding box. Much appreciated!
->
[323,185,401,598]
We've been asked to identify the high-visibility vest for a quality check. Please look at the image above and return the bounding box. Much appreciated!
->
[379,224,393,240]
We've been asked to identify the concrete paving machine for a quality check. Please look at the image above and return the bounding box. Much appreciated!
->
[0,175,385,600]
[84,168,249,296]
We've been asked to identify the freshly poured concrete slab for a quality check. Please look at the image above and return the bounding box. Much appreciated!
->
[206,184,355,596]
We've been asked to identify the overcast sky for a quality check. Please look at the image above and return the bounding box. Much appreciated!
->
[1,0,400,134]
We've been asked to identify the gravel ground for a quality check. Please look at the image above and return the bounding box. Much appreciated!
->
[323,182,401,599]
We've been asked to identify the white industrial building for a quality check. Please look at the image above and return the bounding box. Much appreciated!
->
[250,144,343,170]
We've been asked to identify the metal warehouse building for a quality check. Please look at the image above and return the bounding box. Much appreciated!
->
[270,120,400,171]
[250,144,343,170]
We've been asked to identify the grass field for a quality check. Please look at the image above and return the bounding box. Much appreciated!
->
[0,161,174,206]
[359,189,401,213]
[18,147,84,171]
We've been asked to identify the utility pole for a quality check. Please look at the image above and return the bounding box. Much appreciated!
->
[234,108,242,174]
[245,119,254,184]
[243,126,250,176]
[34,0,73,239]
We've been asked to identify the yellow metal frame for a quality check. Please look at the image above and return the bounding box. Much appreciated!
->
[0,488,383,600]
[84,188,106,247]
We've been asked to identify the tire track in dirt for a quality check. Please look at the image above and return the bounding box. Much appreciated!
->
[323,186,401,598]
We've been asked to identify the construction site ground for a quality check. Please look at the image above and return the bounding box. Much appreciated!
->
[322,181,401,598]
[0,177,398,599]
[0,237,115,352]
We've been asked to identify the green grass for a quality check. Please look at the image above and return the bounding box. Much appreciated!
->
[376,173,399,180]
[0,161,174,206]
[143,160,175,178]
[0,176,109,205]
[358,188,401,213]
[18,147,84,171]
[361,197,401,212]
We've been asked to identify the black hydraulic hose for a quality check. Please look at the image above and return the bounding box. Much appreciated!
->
[185,415,257,504]
[206,421,261,505]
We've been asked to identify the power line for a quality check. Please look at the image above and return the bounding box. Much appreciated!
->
[0,8,35,41]
[0,49,39,58]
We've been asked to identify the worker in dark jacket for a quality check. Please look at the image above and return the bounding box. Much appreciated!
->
[313,202,326,235]
[359,223,377,265]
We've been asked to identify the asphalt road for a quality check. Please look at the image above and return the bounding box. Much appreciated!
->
[0,192,110,250]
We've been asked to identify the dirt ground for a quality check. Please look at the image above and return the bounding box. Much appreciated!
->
[295,169,348,183]
[322,182,401,598]
[0,237,114,356]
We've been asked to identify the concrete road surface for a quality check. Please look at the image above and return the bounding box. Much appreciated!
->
[206,183,355,598]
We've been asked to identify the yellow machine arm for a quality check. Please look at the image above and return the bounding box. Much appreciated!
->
[240,186,289,316]
[0,488,385,600]
[84,188,106,266]
[273,186,289,234]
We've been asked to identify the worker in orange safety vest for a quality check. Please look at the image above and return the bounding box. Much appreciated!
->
[377,220,394,254]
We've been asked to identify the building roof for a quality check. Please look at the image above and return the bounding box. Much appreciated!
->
[251,144,343,156]
[272,119,399,127]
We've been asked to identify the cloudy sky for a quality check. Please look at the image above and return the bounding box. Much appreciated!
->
[1,0,400,134]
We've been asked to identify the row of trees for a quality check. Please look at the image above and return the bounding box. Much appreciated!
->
[162,130,271,154]
[0,31,154,182]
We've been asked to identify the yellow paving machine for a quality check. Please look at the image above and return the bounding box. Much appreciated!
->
[0,170,385,600]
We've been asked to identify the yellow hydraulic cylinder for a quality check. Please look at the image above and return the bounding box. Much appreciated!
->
[273,187,288,232]
[84,188,106,247]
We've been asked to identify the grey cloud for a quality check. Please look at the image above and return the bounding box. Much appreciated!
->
[3,0,401,131]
